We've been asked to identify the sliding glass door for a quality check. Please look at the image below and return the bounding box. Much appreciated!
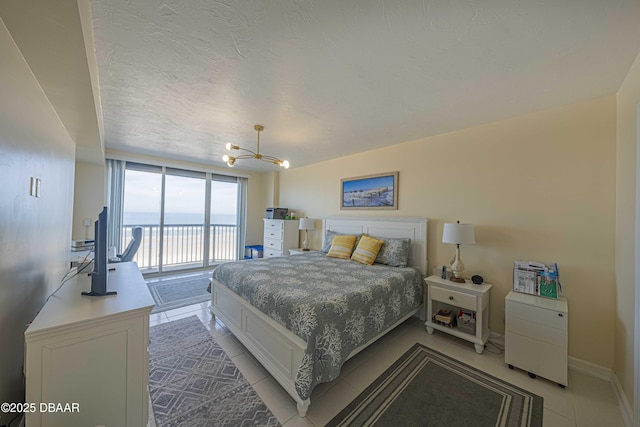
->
[122,165,162,272]
[209,178,238,262]
[121,162,240,274]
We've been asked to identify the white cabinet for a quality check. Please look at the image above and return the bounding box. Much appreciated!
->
[24,262,155,427]
[505,291,568,387]
[424,275,492,354]
[263,219,299,257]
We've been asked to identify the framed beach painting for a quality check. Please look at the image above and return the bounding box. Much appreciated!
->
[340,172,398,210]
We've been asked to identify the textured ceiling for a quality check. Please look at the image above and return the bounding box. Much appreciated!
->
[91,0,640,172]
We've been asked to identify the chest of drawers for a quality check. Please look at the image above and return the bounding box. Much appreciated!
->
[263,219,299,257]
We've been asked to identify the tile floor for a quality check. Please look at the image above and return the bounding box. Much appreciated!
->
[150,301,626,427]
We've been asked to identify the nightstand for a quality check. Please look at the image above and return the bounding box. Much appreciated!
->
[289,248,318,255]
[424,275,492,354]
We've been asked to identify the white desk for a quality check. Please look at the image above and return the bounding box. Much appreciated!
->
[24,262,154,427]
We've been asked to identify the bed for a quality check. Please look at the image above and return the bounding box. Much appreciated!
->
[209,216,428,417]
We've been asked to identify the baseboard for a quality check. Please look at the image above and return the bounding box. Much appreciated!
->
[569,356,633,427]
[568,355,612,381]
[611,372,634,427]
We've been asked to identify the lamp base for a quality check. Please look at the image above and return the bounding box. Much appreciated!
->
[450,276,465,283]
[302,248,310,251]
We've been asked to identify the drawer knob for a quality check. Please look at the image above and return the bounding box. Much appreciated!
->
[449,296,454,301]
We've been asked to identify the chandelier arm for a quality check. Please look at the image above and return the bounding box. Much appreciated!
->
[260,154,283,162]
[234,147,257,156]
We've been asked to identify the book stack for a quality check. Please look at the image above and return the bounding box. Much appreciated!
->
[71,239,94,252]
[433,309,456,328]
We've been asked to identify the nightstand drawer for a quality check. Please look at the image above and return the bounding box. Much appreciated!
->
[430,286,476,311]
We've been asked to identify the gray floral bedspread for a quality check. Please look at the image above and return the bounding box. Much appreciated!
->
[211,251,423,400]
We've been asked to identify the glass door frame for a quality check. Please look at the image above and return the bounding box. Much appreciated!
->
[122,162,239,275]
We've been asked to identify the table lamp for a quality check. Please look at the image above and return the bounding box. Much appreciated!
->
[299,217,315,251]
[442,221,476,283]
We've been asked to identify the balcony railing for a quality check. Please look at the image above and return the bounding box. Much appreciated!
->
[121,223,238,271]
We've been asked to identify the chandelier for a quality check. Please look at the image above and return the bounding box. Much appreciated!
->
[222,125,290,169]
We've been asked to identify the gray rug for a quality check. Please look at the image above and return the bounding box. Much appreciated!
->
[147,274,211,313]
[327,343,543,427]
[149,315,280,427]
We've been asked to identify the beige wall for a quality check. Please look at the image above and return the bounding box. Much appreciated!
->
[0,18,76,404]
[615,52,640,409]
[279,96,617,368]
[72,161,106,240]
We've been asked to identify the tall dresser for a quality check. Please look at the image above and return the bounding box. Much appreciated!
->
[263,219,299,257]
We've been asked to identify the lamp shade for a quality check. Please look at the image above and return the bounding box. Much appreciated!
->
[299,217,315,231]
[442,222,475,245]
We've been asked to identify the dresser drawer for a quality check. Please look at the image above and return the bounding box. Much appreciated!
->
[264,248,282,258]
[264,227,284,241]
[264,237,284,252]
[264,219,284,231]
[506,300,568,331]
[430,286,476,311]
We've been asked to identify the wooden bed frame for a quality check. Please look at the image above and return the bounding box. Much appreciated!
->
[209,216,428,417]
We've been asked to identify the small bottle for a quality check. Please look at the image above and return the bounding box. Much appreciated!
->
[290,211,296,220]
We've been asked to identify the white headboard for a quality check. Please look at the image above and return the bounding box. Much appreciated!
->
[322,217,428,276]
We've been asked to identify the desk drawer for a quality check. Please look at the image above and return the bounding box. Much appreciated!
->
[430,286,476,311]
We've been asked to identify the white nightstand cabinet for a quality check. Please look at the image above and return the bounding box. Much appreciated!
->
[263,219,299,257]
[505,291,568,387]
[424,275,492,354]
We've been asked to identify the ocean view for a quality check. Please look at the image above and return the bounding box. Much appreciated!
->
[123,212,237,226]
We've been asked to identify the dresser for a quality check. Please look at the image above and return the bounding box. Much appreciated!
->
[263,219,300,257]
[505,291,568,387]
[24,262,155,427]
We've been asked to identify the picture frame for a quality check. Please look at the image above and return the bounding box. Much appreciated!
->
[340,172,398,210]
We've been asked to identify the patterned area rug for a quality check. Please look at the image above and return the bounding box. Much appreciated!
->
[327,343,543,427]
[147,273,211,313]
[148,315,280,427]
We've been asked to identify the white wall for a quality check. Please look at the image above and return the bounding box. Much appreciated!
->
[72,161,106,240]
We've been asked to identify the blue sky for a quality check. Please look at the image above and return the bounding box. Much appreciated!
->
[343,175,395,193]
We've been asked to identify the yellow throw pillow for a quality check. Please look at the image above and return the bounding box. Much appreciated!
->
[326,235,357,259]
[351,234,384,265]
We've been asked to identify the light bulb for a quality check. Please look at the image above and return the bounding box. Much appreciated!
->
[225,143,232,150]
[281,160,290,169]
[222,154,229,162]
